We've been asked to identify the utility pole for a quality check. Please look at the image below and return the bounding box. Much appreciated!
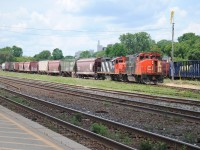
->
[170,10,175,81]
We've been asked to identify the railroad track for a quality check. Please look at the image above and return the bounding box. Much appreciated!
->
[0,87,199,150]
[0,76,199,122]
[0,76,199,107]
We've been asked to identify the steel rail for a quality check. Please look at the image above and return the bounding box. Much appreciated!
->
[0,95,135,150]
[0,77,200,122]
[0,75,199,107]
[0,88,199,150]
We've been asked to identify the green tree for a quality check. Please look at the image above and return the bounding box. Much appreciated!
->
[34,50,51,61]
[52,48,64,60]
[178,33,196,43]
[157,40,171,55]
[177,32,200,60]
[119,32,153,54]
[119,33,135,54]
[64,55,74,59]
[150,44,161,54]
[15,56,35,62]
[93,50,106,58]
[12,45,23,57]
[188,49,200,60]
[0,47,14,63]
[105,43,126,58]
[79,50,92,58]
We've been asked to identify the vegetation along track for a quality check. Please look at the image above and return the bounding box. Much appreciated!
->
[0,88,199,150]
[156,84,200,93]
[0,76,200,121]
[0,76,200,145]
[0,76,199,106]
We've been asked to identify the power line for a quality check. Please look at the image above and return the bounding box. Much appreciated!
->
[0,25,171,33]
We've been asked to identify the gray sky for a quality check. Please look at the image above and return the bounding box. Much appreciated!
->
[0,0,199,56]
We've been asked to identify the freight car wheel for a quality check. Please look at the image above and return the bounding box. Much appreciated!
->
[61,72,65,77]
[142,78,151,84]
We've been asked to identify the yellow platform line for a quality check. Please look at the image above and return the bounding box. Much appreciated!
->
[0,147,23,150]
[0,141,53,148]
[0,120,9,122]
[0,135,40,141]
[0,113,63,150]
[0,122,17,126]
[0,126,19,129]
[0,131,28,134]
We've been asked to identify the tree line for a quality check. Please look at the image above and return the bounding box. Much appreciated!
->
[0,47,66,64]
[0,32,199,64]
[84,32,200,60]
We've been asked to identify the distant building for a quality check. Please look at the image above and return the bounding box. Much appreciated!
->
[97,40,103,51]
[75,49,94,59]
[75,51,82,58]
[102,47,107,51]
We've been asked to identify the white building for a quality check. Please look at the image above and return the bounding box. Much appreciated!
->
[97,40,103,51]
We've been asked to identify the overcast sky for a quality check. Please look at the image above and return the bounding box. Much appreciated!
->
[0,0,199,56]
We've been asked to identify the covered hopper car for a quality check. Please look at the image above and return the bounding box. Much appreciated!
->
[38,60,48,74]
[48,60,60,74]
[76,58,101,78]
[60,59,76,77]
[14,62,19,72]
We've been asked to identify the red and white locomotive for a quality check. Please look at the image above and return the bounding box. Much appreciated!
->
[60,52,163,84]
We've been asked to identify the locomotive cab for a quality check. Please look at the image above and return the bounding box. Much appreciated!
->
[136,52,163,84]
[113,56,126,74]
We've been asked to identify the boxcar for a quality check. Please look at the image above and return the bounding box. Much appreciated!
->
[60,59,76,77]
[2,63,5,71]
[18,62,24,72]
[170,60,200,79]
[24,62,31,72]
[14,62,19,72]
[30,62,38,73]
[38,60,48,74]
[76,58,101,78]
[48,60,60,74]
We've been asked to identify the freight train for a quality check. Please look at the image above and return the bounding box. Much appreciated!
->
[162,60,200,79]
[1,52,163,84]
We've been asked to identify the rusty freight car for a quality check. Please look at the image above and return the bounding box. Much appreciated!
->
[48,60,60,75]
[30,61,38,73]
[14,62,19,72]
[76,58,101,78]
[18,62,24,72]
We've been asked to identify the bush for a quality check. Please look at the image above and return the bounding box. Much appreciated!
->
[139,140,167,150]
[70,113,82,126]
[91,123,108,136]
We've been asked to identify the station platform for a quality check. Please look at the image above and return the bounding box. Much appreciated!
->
[0,105,90,150]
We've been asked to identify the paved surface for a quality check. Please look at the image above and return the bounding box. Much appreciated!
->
[0,105,90,150]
